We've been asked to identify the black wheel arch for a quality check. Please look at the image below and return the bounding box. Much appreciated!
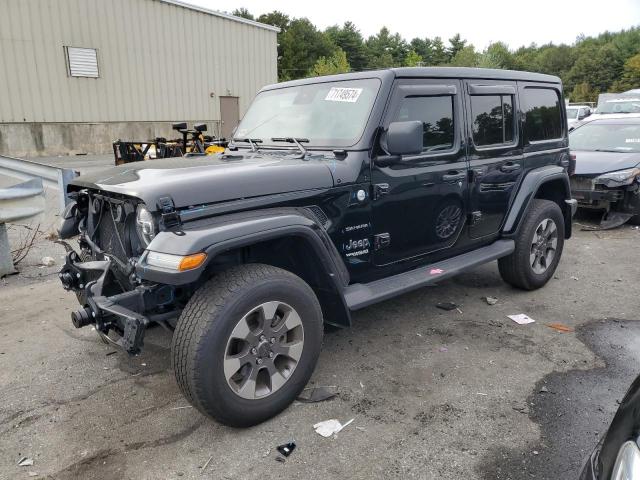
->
[502,165,573,240]
[137,207,352,328]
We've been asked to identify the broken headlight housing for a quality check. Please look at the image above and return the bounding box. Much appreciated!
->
[595,168,640,187]
[136,204,156,246]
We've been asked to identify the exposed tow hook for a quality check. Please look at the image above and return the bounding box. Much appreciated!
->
[71,306,94,329]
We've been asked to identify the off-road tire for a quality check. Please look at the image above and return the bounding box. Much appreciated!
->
[498,199,565,290]
[171,264,323,427]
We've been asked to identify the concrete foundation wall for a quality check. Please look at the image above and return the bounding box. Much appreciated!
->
[0,121,220,158]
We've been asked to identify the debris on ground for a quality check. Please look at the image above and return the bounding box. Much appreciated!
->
[546,323,574,333]
[436,302,458,311]
[507,314,536,325]
[439,346,448,353]
[275,456,286,463]
[44,231,59,241]
[539,386,550,393]
[297,386,337,403]
[484,296,498,305]
[570,276,579,281]
[276,442,296,457]
[200,455,213,473]
[170,405,193,410]
[40,256,56,267]
[28,473,38,478]
[17,457,34,467]
[313,418,355,437]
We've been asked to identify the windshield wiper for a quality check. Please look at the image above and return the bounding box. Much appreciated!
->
[232,138,263,152]
[271,137,309,159]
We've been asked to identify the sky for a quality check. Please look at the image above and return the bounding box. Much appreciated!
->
[191,0,640,50]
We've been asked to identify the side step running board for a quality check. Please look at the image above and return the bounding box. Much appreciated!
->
[344,240,515,310]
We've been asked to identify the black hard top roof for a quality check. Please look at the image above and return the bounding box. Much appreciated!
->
[263,67,560,91]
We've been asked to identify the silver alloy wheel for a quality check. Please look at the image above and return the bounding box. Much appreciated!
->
[530,218,558,274]
[223,301,304,400]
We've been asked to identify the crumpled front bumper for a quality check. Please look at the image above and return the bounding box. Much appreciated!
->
[58,247,176,354]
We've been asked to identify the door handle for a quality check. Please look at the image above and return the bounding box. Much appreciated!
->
[500,162,522,173]
[442,171,466,182]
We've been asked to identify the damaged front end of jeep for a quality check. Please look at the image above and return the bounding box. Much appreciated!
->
[57,190,193,354]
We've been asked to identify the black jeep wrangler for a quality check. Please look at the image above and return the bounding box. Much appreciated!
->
[58,67,576,427]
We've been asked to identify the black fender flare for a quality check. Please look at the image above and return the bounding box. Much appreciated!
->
[136,207,352,326]
[502,165,573,238]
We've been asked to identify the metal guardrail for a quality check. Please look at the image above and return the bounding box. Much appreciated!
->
[0,155,77,213]
[0,178,46,277]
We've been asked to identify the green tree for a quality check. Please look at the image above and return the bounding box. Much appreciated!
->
[232,8,254,20]
[365,27,408,68]
[278,18,336,80]
[404,50,423,67]
[326,22,367,72]
[256,11,290,31]
[611,53,640,91]
[410,38,434,64]
[430,37,449,65]
[565,43,624,93]
[309,48,351,76]
[479,42,514,69]
[570,82,599,103]
[449,45,480,67]
[447,34,467,61]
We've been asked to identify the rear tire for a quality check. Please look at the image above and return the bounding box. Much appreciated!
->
[171,264,323,427]
[498,199,565,290]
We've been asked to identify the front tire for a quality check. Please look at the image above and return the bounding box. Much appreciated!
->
[498,199,565,290]
[171,264,323,427]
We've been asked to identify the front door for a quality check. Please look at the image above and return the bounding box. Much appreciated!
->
[220,96,240,139]
[463,81,525,238]
[371,79,469,266]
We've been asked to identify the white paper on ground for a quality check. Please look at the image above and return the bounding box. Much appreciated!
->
[313,418,355,437]
[507,314,536,325]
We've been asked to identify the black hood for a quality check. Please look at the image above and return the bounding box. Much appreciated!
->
[573,150,640,176]
[69,153,336,211]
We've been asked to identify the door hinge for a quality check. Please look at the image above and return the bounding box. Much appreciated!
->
[374,183,389,200]
[469,211,482,226]
[374,233,391,250]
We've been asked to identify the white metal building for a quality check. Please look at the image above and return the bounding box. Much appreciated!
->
[0,0,279,157]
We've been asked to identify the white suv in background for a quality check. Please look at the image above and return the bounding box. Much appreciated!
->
[566,105,592,130]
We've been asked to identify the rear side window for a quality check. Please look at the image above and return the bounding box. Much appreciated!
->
[470,95,514,146]
[394,96,455,152]
[523,88,563,141]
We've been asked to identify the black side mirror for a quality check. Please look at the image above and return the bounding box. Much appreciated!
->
[386,121,423,156]
[172,122,187,131]
[194,123,207,132]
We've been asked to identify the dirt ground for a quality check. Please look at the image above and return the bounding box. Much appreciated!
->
[0,215,639,480]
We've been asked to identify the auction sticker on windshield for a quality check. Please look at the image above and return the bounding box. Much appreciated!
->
[325,87,363,103]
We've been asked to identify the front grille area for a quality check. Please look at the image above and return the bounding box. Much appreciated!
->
[96,205,129,265]
[570,177,595,191]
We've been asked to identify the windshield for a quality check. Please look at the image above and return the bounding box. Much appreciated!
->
[596,94,640,114]
[566,107,579,119]
[570,123,640,152]
[234,78,381,148]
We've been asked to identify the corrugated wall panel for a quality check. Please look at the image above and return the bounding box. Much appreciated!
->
[0,0,278,124]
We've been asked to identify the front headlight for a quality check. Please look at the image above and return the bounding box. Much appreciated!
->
[595,168,640,187]
[136,204,156,246]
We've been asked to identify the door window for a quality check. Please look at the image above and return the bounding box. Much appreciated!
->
[470,95,515,147]
[394,96,455,152]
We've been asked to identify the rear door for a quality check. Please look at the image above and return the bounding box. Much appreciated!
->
[371,78,469,266]
[464,80,524,238]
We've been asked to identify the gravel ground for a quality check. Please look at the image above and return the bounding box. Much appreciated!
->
[0,186,639,479]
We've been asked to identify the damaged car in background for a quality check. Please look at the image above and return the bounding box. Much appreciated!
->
[569,116,640,229]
